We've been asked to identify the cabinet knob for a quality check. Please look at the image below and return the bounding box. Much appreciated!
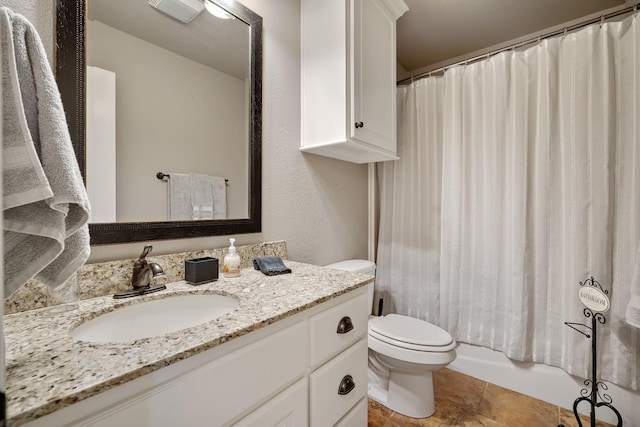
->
[355,121,364,128]
[336,316,354,334]
[338,375,355,395]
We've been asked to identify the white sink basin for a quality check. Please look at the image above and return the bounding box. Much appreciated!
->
[70,294,239,343]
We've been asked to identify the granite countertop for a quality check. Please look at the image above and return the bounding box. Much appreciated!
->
[5,261,373,426]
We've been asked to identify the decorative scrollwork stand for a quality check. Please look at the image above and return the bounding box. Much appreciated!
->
[559,277,623,427]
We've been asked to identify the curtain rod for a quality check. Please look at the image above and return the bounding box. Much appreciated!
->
[398,2,640,85]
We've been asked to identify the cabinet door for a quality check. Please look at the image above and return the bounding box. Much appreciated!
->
[351,0,396,153]
[74,323,306,427]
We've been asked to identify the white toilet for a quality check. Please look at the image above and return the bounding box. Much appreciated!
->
[326,259,456,419]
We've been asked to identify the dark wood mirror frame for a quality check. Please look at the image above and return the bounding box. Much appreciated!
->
[55,0,262,245]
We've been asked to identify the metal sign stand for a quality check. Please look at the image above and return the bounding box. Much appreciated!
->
[560,277,623,427]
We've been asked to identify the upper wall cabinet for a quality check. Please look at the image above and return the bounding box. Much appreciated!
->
[301,0,408,164]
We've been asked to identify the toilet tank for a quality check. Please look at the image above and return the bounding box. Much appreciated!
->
[325,259,376,315]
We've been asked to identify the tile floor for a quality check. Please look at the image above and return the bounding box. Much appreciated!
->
[367,368,614,427]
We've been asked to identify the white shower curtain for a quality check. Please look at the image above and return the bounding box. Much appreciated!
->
[377,15,640,390]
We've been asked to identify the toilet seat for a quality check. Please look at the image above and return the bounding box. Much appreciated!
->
[369,314,456,352]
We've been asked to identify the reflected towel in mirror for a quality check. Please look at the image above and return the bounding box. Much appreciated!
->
[191,173,214,220]
[210,175,226,219]
[168,173,226,220]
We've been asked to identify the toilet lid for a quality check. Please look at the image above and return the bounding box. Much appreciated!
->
[326,259,376,274]
[369,314,453,348]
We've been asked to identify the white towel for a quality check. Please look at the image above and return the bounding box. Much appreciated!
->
[1,8,91,297]
[191,173,214,220]
[168,173,192,220]
[167,173,226,220]
[210,176,226,219]
[625,243,640,328]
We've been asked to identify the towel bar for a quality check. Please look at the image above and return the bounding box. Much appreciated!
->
[156,172,228,183]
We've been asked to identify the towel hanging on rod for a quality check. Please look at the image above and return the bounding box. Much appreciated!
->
[156,172,228,183]
[166,172,227,220]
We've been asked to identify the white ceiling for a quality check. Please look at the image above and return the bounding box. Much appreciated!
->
[88,0,631,83]
[397,0,628,77]
[87,0,249,80]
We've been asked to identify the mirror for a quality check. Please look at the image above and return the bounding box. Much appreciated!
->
[55,0,262,245]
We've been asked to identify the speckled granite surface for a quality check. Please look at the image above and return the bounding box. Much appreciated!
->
[5,260,373,426]
[5,241,287,314]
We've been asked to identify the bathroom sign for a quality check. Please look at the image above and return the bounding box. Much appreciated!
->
[578,286,610,313]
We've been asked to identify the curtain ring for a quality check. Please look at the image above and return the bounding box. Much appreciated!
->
[563,27,568,36]
[600,15,605,28]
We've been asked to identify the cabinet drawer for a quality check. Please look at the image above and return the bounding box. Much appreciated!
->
[233,379,308,427]
[335,397,367,427]
[309,291,367,368]
[309,339,368,427]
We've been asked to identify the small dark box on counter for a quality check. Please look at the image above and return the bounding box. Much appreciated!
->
[185,257,219,284]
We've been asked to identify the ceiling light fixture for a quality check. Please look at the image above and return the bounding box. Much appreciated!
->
[148,0,204,24]
[204,0,234,20]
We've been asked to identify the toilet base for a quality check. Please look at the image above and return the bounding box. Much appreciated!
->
[367,369,435,419]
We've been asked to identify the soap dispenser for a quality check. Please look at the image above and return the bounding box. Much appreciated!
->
[223,238,241,277]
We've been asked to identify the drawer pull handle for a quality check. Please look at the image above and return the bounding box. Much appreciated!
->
[355,121,364,128]
[338,375,355,395]
[336,316,354,334]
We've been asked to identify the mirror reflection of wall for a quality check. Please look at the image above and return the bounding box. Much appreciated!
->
[86,0,250,223]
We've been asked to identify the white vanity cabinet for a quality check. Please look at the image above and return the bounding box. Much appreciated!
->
[23,287,368,427]
[301,0,408,164]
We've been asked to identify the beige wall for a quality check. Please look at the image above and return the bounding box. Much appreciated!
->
[10,0,369,266]
[87,20,248,221]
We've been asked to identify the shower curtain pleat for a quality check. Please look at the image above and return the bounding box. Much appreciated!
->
[377,14,640,390]
[377,79,444,323]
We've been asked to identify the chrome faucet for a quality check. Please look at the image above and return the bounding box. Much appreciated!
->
[114,245,167,299]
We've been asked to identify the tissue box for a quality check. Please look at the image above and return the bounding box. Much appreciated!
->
[185,257,219,284]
